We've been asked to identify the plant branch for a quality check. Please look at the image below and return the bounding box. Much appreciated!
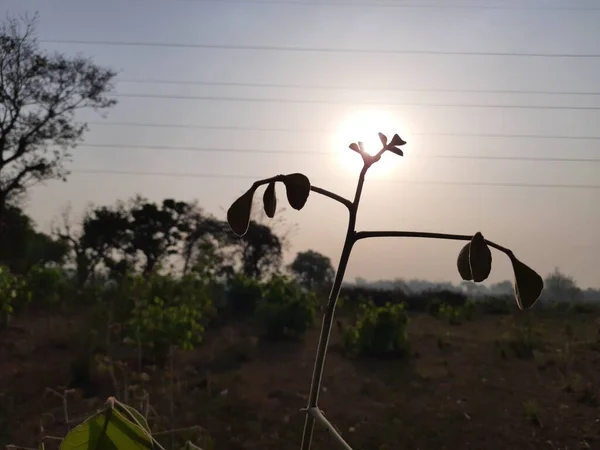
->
[307,407,353,450]
[353,230,512,255]
[310,185,352,210]
[301,158,375,450]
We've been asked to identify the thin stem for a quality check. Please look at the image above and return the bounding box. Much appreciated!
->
[354,230,512,255]
[310,185,352,210]
[300,162,371,450]
[307,407,353,450]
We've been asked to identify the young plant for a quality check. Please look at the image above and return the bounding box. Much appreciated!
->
[226,131,544,450]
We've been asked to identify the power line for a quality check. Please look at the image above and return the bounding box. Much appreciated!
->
[79,143,600,163]
[69,168,600,190]
[87,121,600,141]
[174,0,600,10]
[110,92,600,111]
[41,39,600,58]
[116,78,600,97]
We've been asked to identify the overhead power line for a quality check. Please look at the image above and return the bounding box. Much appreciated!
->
[69,168,600,190]
[41,39,600,58]
[87,121,600,141]
[79,143,600,163]
[173,0,600,10]
[110,92,600,111]
[116,78,600,97]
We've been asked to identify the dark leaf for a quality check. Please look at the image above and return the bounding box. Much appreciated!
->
[469,232,492,282]
[263,181,277,218]
[387,147,404,157]
[457,242,473,281]
[390,134,407,146]
[349,143,361,153]
[378,132,388,146]
[283,173,311,210]
[509,254,544,310]
[227,186,257,236]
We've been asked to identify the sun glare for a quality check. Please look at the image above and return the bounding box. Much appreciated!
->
[330,109,413,178]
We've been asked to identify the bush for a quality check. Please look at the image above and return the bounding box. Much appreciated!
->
[24,264,75,309]
[225,273,263,318]
[480,296,513,315]
[435,299,476,325]
[118,273,216,362]
[255,275,317,340]
[0,265,30,328]
[343,301,410,359]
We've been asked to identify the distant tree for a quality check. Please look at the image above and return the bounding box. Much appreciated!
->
[0,14,116,215]
[0,204,67,274]
[126,196,194,275]
[230,221,282,279]
[289,250,335,291]
[543,268,582,303]
[56,203,130,286]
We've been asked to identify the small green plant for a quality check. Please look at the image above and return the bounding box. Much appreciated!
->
[523,399,542,427]
[255,275,317,340]
[343,301,410,359]
[226,131,545,450]
[505,318,543,358]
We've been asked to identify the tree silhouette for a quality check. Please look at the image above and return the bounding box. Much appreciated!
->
[289,250,335,291]
[0,14,116,214]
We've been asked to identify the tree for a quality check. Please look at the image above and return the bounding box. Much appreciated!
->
[0,203,67,273]
[543,268,582,303]
[0,14,116,214]
[289,250,335,291]
[232,221,282,279]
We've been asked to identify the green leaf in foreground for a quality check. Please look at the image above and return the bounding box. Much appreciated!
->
[60,403,153,450]
[115,401,151,434]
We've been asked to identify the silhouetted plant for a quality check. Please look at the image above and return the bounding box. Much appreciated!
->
[226,131,544,450]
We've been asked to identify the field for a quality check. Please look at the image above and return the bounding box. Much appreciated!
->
[2,305,600,450]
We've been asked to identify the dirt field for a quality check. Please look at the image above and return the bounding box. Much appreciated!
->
[1,309,600,450]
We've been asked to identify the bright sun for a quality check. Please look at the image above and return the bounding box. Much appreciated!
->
[330,109,414,178]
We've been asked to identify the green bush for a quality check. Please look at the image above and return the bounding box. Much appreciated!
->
[343,301,410,359]
[255,275,317,340]
[225,273,263,318]
[24,264,75,309]
[118,273,216,361]
[0,265,30,328]
[436,300,475,325]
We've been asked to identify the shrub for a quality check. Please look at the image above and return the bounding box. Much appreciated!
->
[436,299,475,325]
[343,301,410,359]
[24,264,75,309]
[225,273,263,318]
[119,273,216,362]
[0,265,30,328]
[480,295,513,315]
[255,275,317,340]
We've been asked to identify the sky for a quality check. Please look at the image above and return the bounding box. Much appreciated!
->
[4,0,600,288]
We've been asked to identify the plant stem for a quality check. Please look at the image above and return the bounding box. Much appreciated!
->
[300,163,370,450]
[354,230,512,255]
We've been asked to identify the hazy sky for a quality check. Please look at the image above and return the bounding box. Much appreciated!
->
[4,0,600,288]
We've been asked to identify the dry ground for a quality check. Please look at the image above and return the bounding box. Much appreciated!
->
[1,309,600,450]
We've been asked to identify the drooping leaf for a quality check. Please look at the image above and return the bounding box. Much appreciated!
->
[115,402,151,434]
[387,147,404,157]
[390,134,407,146]
[283,173,311,210]
[457,242,473,281]
[349,143,361,153]
[59,405,153,450]
[263,182,277,218]
[227,186,257,237]
[469,232,492,282]
[509,254,544,310]
[378,132,388,146]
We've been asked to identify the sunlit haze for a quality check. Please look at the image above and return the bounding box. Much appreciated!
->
[5,0,600,288]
